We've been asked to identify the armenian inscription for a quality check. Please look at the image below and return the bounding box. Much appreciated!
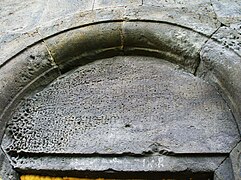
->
[2,56,239,156]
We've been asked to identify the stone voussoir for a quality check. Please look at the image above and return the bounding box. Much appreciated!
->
[0,31,43,67]
[0,42,58,137]
[43,22,123,72]
[124,4,221,36]
[230,142,241,180]
[197,39,241,133]
[123,21,208,73]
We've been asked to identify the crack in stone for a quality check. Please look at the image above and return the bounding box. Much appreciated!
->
[209,0,222,26]
[214,155,229,173]
[120,21,125,54]
[229,140,241,154]
[194,23,222,76]
[36,29,59,68]
[92,0,96,10]
[195,23,241,136]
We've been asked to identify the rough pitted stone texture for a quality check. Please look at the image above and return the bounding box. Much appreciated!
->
[211,0,241,26]
[0,43,55,116]
[230,22,241,33]
[230,142,241,180]
[0,0,240,178]
[0,149,18,180]
[211,26,241,57]
[94,0,141,9]
[0,43,59,156]
[2,56,239,156]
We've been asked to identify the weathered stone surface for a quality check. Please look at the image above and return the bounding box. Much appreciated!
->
[0,0,94,33]
[230,22,241,33]
[0,43,57,132]
[0,0,45,33]
[0,31,42,66]
[230,142,241,180]
[42,20,208,74]
[43,22,122,72]
[211,0,241,26]
[129,2,220,35]
[123,21,208,73]
[36,0,94,26]
[14,155,225,173]
[0,148,18,180]
[94,0,141,9]
[197,39,241,132]
[0,0,240,179]
[211,26,241,57]
[2,56,239,157]
[214,157,235,180]
[37,8,125,38]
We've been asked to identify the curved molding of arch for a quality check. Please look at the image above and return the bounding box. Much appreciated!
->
[0,5,241,135]
[1,5,219,67]
[0,7,214,127]
[197,37,241,132]
[0,6,240,179]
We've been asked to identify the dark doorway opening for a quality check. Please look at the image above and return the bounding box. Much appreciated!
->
[20,171,214,180]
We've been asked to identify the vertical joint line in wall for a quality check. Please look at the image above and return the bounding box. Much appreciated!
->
[92,0,96,10]
[209,0,222,26]
[42,40,55,66]
[193,56,201,76]
[194,22,223,76]
[36,29,60,72]
[193,41,206,76]
[120,21,125,55]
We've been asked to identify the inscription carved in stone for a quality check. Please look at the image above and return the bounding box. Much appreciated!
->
[2,56,239,155]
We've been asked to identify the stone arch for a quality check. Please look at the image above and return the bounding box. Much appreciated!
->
[0,5,241,180]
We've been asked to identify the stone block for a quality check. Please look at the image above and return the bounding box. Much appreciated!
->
[0,148,18,180]
[211,0,241,26]
[2,56,239,157]
[94,0,141,9]
[123,21,208,73]
[126,3,220,35]
[197,39,241,132]
[214,157,235,180]
[0,43,59,139]
[43,22,123,72]
[230,142,241,180]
